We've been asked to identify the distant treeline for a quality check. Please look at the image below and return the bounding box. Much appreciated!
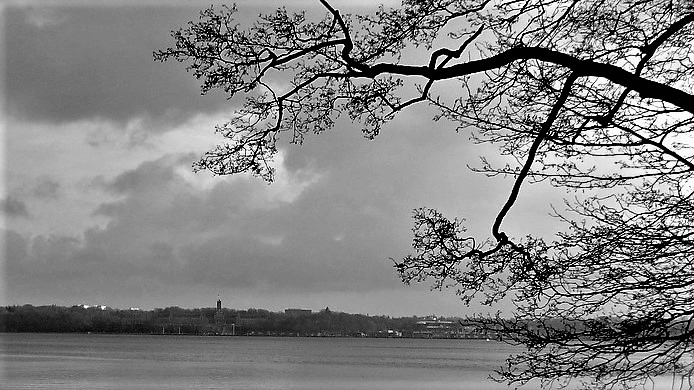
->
[0,305,446,337]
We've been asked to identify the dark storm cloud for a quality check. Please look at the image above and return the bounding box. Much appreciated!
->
[3,1,570,316]
[6,6,231,124]
[99,154,190,195]
[30,176,62,199]
[2,196,30,218]
[5,149,403,301]
[5,105,513,311]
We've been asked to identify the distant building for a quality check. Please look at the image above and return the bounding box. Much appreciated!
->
[212,298,236,335]
[213,298,224,333]
[414,316,458,338]
[285,308,312,316]
[375,329,402,338]
[214,299,224,324]
[75,304,109,310]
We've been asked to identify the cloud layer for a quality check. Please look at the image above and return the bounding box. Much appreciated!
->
[4,2,562,315]
[7,6,231,124]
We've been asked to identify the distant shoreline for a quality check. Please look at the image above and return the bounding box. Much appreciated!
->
[0,331,499,340]
[1,304,500,340]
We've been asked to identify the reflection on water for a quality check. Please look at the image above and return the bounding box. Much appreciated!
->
[2,333,511,390]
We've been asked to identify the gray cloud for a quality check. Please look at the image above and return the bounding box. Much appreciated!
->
[6,153,402,304]
[6,6,231,125]
[2,196,30,218]
[98,154,192,195]
[30,176,62,200]
[24,7,68,29]
[4,3,565,315]
[6,107,511,313]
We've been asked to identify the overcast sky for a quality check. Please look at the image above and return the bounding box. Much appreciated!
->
[2,1,562,316]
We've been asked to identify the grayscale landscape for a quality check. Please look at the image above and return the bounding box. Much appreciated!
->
[4,1,694,389]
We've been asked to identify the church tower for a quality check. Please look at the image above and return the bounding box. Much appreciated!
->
[214,296,223,334]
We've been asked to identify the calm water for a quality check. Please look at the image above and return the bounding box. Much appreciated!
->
[1,333,514,390]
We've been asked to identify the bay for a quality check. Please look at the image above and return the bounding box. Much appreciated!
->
[1,333,512,390]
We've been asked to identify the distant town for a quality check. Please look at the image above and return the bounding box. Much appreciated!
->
[1,299,500,339]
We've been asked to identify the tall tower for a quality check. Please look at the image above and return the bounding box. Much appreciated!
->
[214,295,223,334]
